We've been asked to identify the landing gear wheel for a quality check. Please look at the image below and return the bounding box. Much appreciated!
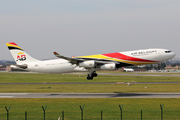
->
[93,72,98,77]
[86,71,98,80]
[87,74,93,80]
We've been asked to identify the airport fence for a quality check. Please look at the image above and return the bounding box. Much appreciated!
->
[1,104,180,120]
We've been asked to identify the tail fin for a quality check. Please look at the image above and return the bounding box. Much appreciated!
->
[6,42,40,64]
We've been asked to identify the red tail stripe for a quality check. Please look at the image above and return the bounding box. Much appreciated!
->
[9,42,18,46]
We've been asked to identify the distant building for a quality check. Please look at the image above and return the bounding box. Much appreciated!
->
[165,65,180,71]
[0,67,6,71]
[0,66,12,71]
[6,66,11,71]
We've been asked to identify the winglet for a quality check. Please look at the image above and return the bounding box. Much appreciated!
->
[53,52,82,64]
[53,52,67,60]
[53,52,59,55]
[53,52,61,58]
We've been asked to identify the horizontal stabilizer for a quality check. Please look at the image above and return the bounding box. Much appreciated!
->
[10,64,27,69]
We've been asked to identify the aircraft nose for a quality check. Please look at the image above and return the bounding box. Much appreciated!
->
[172,52,176,57]
[170,52,176,58]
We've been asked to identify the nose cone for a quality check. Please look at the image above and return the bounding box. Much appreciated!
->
[171,52,176,58]
[167,51,176,60]
[162,50,176,61]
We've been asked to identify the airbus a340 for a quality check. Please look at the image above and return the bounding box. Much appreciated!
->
[6,42,175,80]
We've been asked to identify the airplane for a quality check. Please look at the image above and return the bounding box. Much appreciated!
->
[123,68,134,72]
[6,42,175,80]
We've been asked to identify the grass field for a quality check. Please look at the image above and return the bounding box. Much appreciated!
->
[1,98,180,120]
[0,72,180,93]
[1,84,180,93]
[0,72,180,83]
[0,72,180,119]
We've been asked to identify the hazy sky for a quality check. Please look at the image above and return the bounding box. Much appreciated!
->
[1,0,180,60]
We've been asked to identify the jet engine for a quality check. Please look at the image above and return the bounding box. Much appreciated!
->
[100,63,116,70]
[79,60,95,68]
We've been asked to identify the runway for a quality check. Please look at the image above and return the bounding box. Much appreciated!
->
[1,93,180,98]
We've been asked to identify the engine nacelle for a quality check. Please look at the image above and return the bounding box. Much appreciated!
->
[79,60,95,68]
[100,63,116,70]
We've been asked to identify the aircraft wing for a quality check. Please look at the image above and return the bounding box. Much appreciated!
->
[53,52,84,64]
[53,52,117,65]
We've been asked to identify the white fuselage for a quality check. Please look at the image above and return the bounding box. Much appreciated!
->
[26,59,86,73]
[24,48,175,73]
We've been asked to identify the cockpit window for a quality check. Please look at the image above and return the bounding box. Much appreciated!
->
[165,51,171,53]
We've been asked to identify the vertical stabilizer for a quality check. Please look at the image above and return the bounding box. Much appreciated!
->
[6,42,40,64]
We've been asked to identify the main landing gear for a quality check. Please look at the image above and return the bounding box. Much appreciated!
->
[87,71,98,80]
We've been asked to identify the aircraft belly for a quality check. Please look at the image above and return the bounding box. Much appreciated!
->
[27,62,77,73]
[42,63,76,73]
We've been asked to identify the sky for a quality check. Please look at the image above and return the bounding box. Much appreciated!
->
[1,0,180,60]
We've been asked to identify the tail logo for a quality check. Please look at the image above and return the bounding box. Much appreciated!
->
[17,52,26,61]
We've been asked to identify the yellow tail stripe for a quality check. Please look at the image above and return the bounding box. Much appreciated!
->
[6,43,22,50]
